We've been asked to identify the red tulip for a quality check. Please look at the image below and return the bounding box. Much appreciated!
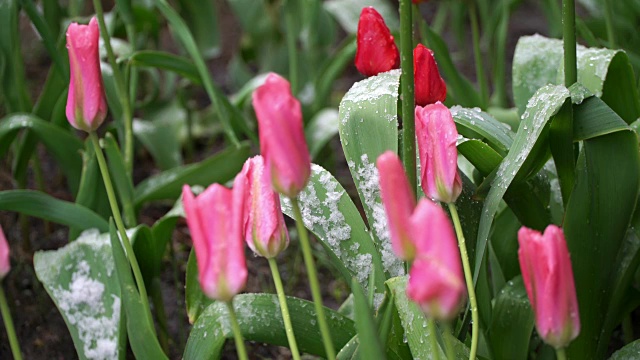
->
[0,226,9,279]
[518,225,580,349]
[182,182,247,302]
[253,73,311,198]
[376,151,416,261]
[239,156,289,258]
[406,199,465,320]
[415,102,462,203]
[65,17,108,132]
[355,7,400,77]
[414,44,447,106]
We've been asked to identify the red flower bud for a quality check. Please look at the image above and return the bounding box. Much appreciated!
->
[355,7,400,77]
[0,226,10,280]
[414,44,447,106]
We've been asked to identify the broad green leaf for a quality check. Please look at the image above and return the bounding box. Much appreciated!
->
[108,223,168,359]
[185,249,213,324]
[565,97,640,359]
[0,0,31,113]
[351,279,385,360]
[133,101,186,170]
[0,114,83,194]
[177,0,220,58]
[306,108,339,159]
[338,69,403,278]
[489,208,521,280]
[34,229,122,360]
[450,106,514,155]
[133,143,250,206]
[324,0,398,34]
[0,190,109,233]
[336,335,359,359]
[486,277,534,360]
[385,276,470,360]
[129,50,200,84]
[280,165,387,297]
[473,85,570,283]
[610,339,640,360]
[183,294,356,359]
[512,34,640,121]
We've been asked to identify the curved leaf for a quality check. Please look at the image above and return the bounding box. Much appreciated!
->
[451,106,514,155]
[183,294,356,359]
[129,50,200,84]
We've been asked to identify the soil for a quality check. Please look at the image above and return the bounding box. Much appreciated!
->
[0,1,605,360]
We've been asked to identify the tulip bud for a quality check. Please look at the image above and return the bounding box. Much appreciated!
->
[518,225,580,349]
[355,7,400,77]
[252,73,311,198]
[65,17,108,132]
[239,156,290,258]
[415,102,462,203]
[414,44,447,106]
[376,151,416,261]
[182,183,247,302]
[406,199,465,321]
[0,226,10,280]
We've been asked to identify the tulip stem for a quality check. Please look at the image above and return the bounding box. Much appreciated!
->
[92,0,135,175]
[226,301,249,360]
[290,198,336,360]
[285,0,298,95]
[562,0,577,86]
[468,0,488,108]
[0,286,22,360]
[89,132,153,331]
[556,348,567,360]
[447,203,478,360]
[428,318,441,360]
[399,0,417,197]
[268,258,301,360]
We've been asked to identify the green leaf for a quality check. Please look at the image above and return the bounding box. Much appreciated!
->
[280,165,387,297]
[133,101,186,170]
[306,108,340,159]
[338,69,404,279]
[385,276,470,359]
[102,134,136,226]
[489,207,521,280]
[34,229,123,360]
[108,223,168,359]
[185,249,213,324]
[610,339,640,360]
[451,106,514,155]
[20,0,68,78]
[473,85,570,283]
[129,50,200,84]
[486,277,534,360]
[0,114,83,194]
[351,278,385,360]
[0,190,109,233]
[183,294,356,359]
[133,143,250,206]
[0,0,31,113]
[177,0,220,58]
[564,98,640,359]
[324,0,398,34]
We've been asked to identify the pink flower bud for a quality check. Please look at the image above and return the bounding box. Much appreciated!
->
[252,73,311,198]
[239,156,289,258]
[355,7,400,77]
[182,182,247,302]
[65,17,108,132]
[0,226,10,280]
[415,102,462,203]
[406,199,465,321]
[414,44,447,106]
[376,151,416,261]
[518,225,580,349]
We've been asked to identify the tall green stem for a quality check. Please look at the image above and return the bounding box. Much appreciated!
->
[92,0,135,175]
[226,301,249,360]
[399,0,417,196]
[468,0,489,108]
[268,258,301,360]
[290,198,336,360]
[443,322,455,360]
[89,133,152,326]
[556,348,567,360]
[603,0,616,48]
[562,0,577,86]
[447,203,478,360]
[0,286,22,360]
[285,0,299,95]
[428,318,441,360]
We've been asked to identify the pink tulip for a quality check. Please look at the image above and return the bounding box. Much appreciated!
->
[376,151,416,261]
[414,44,447,106]
[406,199,465,320]
[0,226,10,280]
[253,73,311,198]
[65,17,108,132]
[355,7,400,77]
[518,225,580,349]
[415,102,462,203]
[182,182,247,302]
[239,156,289,258]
